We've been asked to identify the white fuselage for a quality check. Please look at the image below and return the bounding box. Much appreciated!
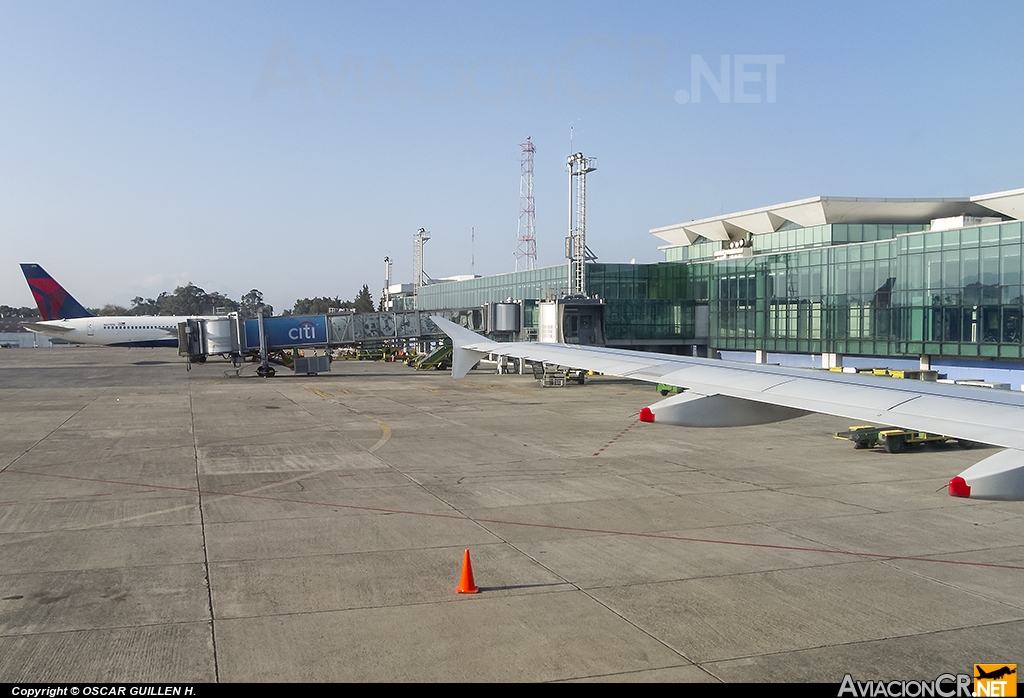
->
[23,316,215,347]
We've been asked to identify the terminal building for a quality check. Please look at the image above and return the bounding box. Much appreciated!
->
[413,187,1024,386]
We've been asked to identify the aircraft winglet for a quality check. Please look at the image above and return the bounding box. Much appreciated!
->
[430,316,496,379]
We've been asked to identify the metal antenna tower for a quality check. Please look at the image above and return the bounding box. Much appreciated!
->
[515,137,537,271]
[413,227,431,289]
[565,151,597,295]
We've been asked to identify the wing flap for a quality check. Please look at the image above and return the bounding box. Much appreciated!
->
[754,379,921,420]
[887,395,1024,451]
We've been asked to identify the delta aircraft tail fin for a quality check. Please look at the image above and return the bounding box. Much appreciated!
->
[20,264,94,320]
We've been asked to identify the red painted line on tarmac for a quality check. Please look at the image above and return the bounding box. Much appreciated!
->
[594,419,641,456]
[8,467,1024,572]
[88,493,112,497]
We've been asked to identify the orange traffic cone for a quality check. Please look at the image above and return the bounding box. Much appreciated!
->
[456,548,479,594]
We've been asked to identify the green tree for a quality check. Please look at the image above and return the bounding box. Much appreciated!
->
[239,289,272,318]
[209,292,240,315]
[0,305,39,319]
[167,283,210,315]
[354,285,374,313]
[97,304,129,316]
[130,296,159,315]
[130,286,241,316]
[291,296,350,315]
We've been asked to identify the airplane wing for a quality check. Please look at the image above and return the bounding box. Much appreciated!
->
[431,316,1024,501]
[20,321,74,334]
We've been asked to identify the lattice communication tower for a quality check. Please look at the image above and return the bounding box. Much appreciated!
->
[515,137,537,271]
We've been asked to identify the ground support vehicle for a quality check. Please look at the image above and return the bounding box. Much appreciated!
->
[835,425,975,453]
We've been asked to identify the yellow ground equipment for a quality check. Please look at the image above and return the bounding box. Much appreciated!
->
[835,425,975,453]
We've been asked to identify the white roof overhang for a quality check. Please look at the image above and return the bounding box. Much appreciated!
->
[971,188,1024,220]
[652,194,1012,247]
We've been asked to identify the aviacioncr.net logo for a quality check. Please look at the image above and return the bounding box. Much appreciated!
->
[838,673,972,697]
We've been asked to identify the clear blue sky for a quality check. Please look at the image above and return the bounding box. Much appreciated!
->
[3,1,1023,311]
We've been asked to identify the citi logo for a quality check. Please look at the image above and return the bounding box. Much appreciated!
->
[289,321,317,341]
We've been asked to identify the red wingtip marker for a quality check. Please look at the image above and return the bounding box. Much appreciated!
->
[948,476,971,498]
[639,407,655,422]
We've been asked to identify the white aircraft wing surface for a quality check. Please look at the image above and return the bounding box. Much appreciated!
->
[432,316,1024,501]
[21,321,74,334]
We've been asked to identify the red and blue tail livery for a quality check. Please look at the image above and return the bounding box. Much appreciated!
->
[20,263,93,320]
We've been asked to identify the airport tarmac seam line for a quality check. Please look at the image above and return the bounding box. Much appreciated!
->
[0,618,219,642]
[691,616,1024,668]
[876,556,1024,613]
[0,386,110,475]
[203,582,585,623]
[2,420,338,475]
[472,521,716,679]
[548,663,713,683]
[188,382,220,683]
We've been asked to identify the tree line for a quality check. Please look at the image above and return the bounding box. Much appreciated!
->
[287,285,375,315]
[0,305,40,319]
[5,282,378,321]
[109,283,376,318]
[121,283,255,316]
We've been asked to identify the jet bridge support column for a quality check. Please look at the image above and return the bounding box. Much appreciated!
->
[256,309,275,377]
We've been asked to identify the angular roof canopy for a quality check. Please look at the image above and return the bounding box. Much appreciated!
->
[651,190,1022,247]
[970,187,1024,220]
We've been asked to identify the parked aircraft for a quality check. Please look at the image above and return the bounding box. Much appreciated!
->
[20,263,212,348]
[432,316,1024,501]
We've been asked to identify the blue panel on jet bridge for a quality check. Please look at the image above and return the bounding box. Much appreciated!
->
[244,316,329,350]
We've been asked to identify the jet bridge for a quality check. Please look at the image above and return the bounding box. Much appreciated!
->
[178,311,447,375]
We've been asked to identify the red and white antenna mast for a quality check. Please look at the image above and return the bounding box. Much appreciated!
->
[515,137,537,271]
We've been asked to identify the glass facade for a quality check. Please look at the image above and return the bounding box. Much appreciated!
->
[587,263,695,341]
[413,219,1024,362]
[416,266,570,310]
